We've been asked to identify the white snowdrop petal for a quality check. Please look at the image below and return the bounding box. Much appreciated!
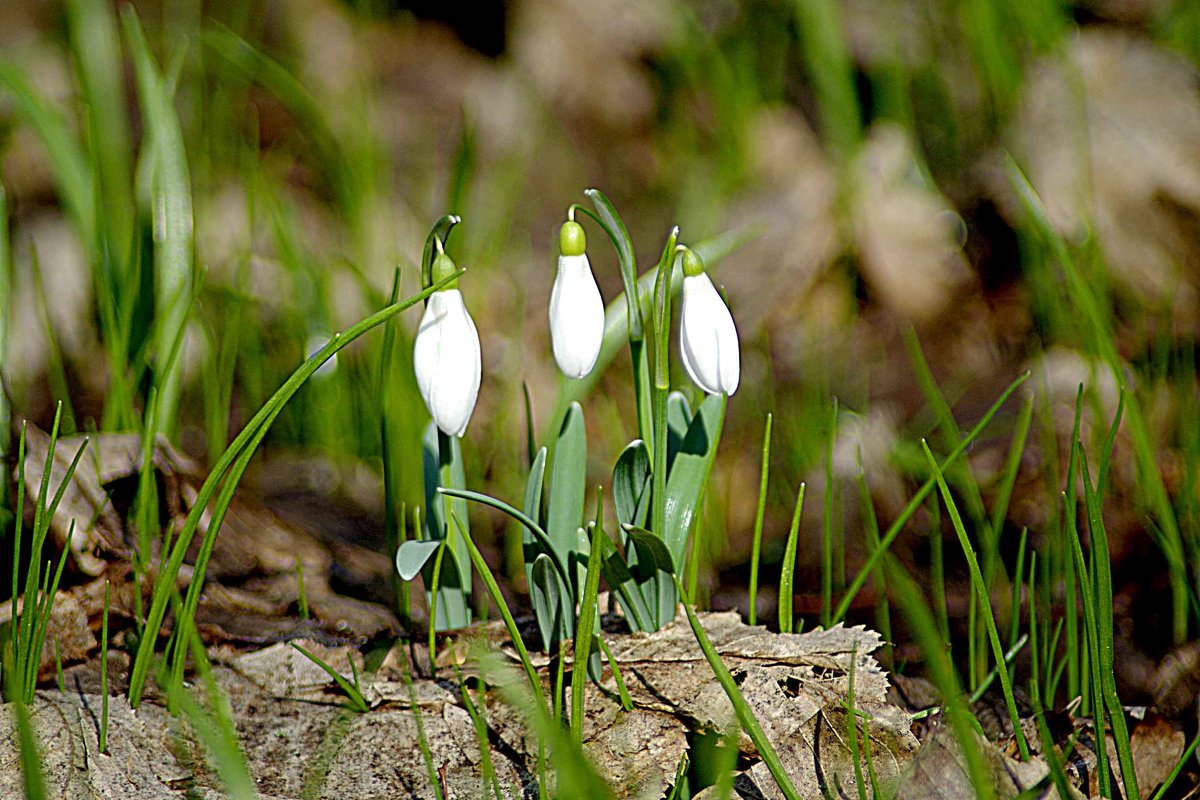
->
[414,289,482,437]
[680,273,740,396]
[549,253,605,379]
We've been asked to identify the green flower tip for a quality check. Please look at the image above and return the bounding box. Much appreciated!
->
[431,251,459,288]
[559,220,587,257]
[681,247,705,278]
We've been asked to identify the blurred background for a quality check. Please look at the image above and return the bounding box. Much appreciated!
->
[2,0,1199,704]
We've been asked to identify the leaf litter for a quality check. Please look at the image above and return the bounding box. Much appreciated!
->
[0,432,1192,798]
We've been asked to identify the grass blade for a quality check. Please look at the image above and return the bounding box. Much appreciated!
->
[571,490,606,741]
[123,7,194,439]
[748,414,772,626]
[128,270,462,706]
[1080,442,1138,800]
[674,575,800,800]
[885,553,994,800]
[457,513,546,713]
[475,649,614,800]
[0,63,95,247]
[921,439,1029,760]
[289,643,369,713]
[778,483,806,634]
[66,0,134,272]
[833,372,1028,623]
[822,399,837,627]
[1008,155,1188,643]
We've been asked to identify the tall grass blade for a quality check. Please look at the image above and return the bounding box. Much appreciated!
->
[123,7,195,439]
[1027,554,1075,800]
[886,553,994,799]
[571,491,606,741]
[748,414,772,626]
[29,247,77,432]
[778,483,806,634]
[821,399,837,627]
[922,439,1029,760]
[834,372,1029,622]
[476,649,614,800]
[0,188,9,459]
[791,0,861,157]
[379,269,407,618]
[1009,155,1188,643]
[457,512,546,712]
[66,0,134,273]
[989,394,1034,538]
[180,622,259,800]
[674,575,800,800]
[0,63,95,247]
[855,468,891,669]
[6,651,47,800]
[457,673,503,800]
[99,580,110,753]
[1080,444,1138,799]
[128,271,461,706]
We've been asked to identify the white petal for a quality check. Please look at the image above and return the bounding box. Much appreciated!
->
[548,253,604,379]
[413,289,482,436]
[680,273,740,396]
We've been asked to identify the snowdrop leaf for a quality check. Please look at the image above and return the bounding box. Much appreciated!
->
[522,447,548,529]
[622,526,676,575]
[546,403,587,580]
[395,539,442,581]
[597,534,653,633]
[661,394,726,568]
[530,554,563,652]
[440,487,573,603]
[583,188,642,339]
[666,392,692,470]
[613,440,650,529]
[521,447,548,602]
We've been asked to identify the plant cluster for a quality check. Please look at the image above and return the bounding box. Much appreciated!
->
[397,191,741,647]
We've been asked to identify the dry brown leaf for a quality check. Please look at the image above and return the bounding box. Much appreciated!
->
[851,123,971,322]
[1129,713,1186,799]
[896,726,1074,800]
[19,428,140,575]
[1013,30,1200,322]
[1153,640,1200,717]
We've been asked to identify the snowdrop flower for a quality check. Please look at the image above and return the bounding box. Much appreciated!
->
[548,220,604,378]
[679,248,739,396]
[414,252,481,437]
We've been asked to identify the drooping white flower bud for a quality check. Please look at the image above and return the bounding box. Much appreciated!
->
[414,252,482,437]
[679,249,739,396]
[549,220,604,379]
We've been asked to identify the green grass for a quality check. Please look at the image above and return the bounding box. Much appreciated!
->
[289,643,369,714]
[747,413,771,626]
